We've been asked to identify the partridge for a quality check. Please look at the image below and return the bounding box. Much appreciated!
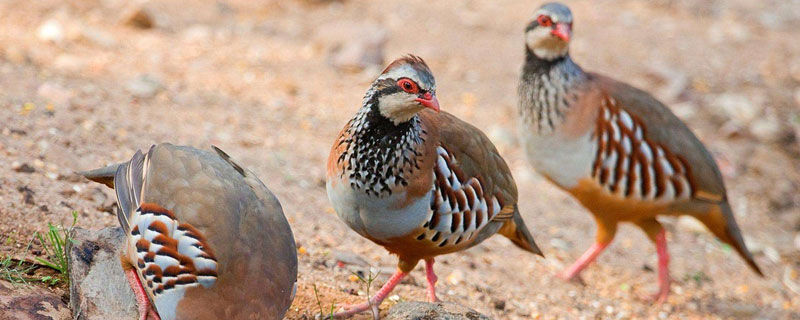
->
[327,55,543,318]
[517,2,762,302]
[80,143,298,319]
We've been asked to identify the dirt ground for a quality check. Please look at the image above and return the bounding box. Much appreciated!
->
[1,0,799,319]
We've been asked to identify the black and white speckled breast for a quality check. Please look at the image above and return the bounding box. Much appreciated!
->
[335,107,426,198]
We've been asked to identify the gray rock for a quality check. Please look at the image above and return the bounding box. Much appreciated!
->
[386,301,490,320]
[125,74,163,99]
[68,227,138,320]
[0,280,71,320]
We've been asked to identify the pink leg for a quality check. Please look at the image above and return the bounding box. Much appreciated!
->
[649,229,671,304]
[557,242,610,281]
[332,270,407,319]
[124,268,160,320]
[424,259,439,303]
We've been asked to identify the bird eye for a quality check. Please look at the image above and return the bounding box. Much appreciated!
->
[537,15,552,27]
[397,79,419,93]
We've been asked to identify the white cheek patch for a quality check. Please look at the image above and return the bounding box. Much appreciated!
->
[378,92,422,124]
[526,28,568,60]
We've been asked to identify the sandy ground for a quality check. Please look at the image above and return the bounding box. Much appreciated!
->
[1,0,799,319]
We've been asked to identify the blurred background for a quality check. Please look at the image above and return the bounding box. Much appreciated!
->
[0,0,798,318]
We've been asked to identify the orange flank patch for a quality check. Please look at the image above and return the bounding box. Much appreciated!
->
[567,178,670,223]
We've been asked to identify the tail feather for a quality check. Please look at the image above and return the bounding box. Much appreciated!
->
[77,163,122,188]
[695,201,763,276]
[113,149,147,233]
[499,209,544,257]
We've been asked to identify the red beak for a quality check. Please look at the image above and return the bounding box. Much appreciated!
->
[551,23,571,42]
[415,92,440,113]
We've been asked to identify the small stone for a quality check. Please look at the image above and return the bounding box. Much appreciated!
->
[181,25,212,43]
[749,118,784,142]
[12,162,35,173]
[550,238,571,251]
[53,54,86,72]
[492,298,506,310]
[677,216,707,234]
[710,93,762,125]
[122,7,154,29]
[69,227,139,319]
[763,246,780,263]
[125,74,163,99]
[386,301,490,320]
[447,269,465,285]
[745,236,764,255]
[37,19,65,43]
[80,27,117,48]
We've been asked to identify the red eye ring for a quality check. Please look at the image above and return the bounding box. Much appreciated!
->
[397,78,419,94]
[536,15,552,27]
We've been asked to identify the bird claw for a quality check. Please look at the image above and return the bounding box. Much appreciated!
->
[640,288,669,305]
[556,271,585,285]
[325,301,380,319]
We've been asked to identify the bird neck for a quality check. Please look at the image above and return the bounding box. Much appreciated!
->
[336,100,426,197]
[518,48,586,134]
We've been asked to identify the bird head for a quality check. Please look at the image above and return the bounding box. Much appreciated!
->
[368,55,439,125]
[525,2,573,61]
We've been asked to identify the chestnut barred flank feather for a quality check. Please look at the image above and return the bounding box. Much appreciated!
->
[591,96,695,201]
[415,146,512,248]
[131,203,218,297]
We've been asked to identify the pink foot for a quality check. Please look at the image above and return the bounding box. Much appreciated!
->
[424,259,439,303]
[557,242,609,282]
[330,270,407,319]
[124,268,161,320]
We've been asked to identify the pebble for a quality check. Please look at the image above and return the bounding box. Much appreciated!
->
[11,162,35,173]
[181,25,212,43]
[550,238,571,251]
[710,93,761,125]
[122,7,154,29]
[677,216,707,233]
[125,74,163,98]
[794,233,800,252]
[447,269,465,285]
[492,298,506,310]
[80,27,117,48]
[749,117,784,142]
[37,19,65,43]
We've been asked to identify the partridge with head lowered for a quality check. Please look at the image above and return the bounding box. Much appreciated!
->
[81,144,298,319]
[327,55,543,318]
[517,2,762,303]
